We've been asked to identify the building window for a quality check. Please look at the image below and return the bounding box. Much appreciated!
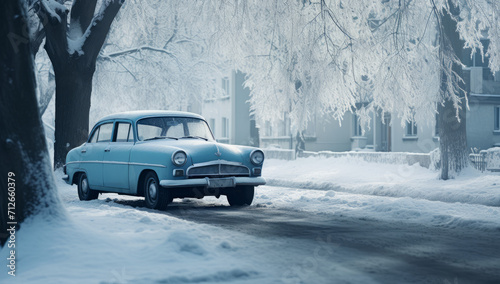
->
[209,118,215,136]
[353,114,362,136]
[462,39,494,81]
[221,117,229,138]
[406,120,417,136]
[495,106,500,131]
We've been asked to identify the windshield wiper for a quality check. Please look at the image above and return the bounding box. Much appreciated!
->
[181,135,208,141]
[144,136,178,141]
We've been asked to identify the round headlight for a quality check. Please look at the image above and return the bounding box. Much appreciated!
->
[250,150,264,165]
[172,151,187,166]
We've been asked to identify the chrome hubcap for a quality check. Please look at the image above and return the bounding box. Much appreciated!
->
[148,180,157,200]
[82,178,88,194]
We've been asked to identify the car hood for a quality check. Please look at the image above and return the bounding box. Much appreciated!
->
[138,139,247,165]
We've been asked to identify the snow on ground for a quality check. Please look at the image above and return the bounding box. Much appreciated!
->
[192,157,500,232]
[2,157,500,283]
[263,157,500,207]
[256,157,500,231]
[252,186,500,232]
[1,171,377,284]
[0,174,277,284]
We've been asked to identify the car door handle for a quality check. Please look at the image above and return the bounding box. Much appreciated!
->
[81,149,87,153]
[104,149,110,152]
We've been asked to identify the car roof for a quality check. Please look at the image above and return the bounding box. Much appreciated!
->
[98,110,205,123]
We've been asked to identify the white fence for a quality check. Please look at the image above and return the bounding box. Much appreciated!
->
[263,149,431,168]
[470,149,500,172]
[264,148,500,171]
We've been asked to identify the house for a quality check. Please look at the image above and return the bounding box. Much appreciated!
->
[464,39,500,150]
[258,41,500,153]
[202,41,500,153]
[201,71,259,147]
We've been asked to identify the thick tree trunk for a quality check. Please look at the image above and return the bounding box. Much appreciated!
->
[53,61,94,168]
[438,100,467,179]
[1,0,62,246]
[36,0,124,168]
[438,2,468,180]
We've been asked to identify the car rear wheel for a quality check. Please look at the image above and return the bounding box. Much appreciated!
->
[227,186,254,206]
[144,172,171,210]
[78,173,99,201]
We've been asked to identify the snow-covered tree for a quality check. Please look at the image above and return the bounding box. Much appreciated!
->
[89,0,225,126]
[201,0,499,179]
[35,0,124,168]
[1,0,62,247]
[29,0,499,179]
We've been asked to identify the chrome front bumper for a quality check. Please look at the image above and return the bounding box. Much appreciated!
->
[159,177,266,188]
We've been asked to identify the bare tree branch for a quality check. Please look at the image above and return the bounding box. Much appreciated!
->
[70,0,98,36]
[35,0,69,64]
[82,0,124,64]
[101,45,175,58]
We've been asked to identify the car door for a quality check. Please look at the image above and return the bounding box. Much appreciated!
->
[103,121,134,191]
[81,122,113,189]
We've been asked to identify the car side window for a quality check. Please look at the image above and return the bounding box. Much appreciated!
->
[89,127,99,143]
[97,123,113,143]
[115,122,132,142]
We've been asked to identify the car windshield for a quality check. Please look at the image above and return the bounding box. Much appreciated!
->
[137,117,215,141]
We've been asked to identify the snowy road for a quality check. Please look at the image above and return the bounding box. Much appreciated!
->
[108,185,500,284]
[4,166,500,284]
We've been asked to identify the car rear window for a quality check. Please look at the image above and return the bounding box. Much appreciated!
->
[115,122,132,142]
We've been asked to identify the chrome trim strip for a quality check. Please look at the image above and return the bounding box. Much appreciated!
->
[159,177,266,188]
[188,172,248,177]
[128,162,167,168]
[189,160,243,168]
[65,161,167,168]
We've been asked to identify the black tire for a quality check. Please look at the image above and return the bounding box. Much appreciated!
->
[143,171,171,210]
[78,173,99,201]
[227,186,254,206]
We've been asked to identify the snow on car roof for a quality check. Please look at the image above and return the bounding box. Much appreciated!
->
[98,110,205,122]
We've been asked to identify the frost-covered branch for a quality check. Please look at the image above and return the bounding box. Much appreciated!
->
[69,0,98,39]
[35,0,69,63]
[101,45,175,58]
[82,0,124,63]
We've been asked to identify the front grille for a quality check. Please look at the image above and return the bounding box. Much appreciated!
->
[187,162,249,178]
[188,165,219,176]
[221,164,249,175]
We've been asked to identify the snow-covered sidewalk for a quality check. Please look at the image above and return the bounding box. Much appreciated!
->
[263,157,500,207]
[253,157,500,232]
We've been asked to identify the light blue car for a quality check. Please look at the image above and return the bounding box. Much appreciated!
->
[63,110,266,209]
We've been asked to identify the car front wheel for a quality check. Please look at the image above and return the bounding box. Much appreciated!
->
[227,185,254,206]
[144,172,171,210]
[78,173,99,201]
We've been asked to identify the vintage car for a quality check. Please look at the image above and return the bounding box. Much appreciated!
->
[63,110,266,209]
